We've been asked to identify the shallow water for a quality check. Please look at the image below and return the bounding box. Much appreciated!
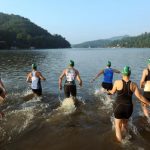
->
[0,48,150,150]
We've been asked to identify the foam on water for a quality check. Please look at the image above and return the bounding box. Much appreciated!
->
[7,107,34,133]
[0,94,48,144]
[95,88,114,112]
[0,104,35,142]
[56,97,76,115]
[138,110,145,117]
[147,117,150,124]
[121,139,144,150]
[139,109,150,124]
[110,115,115,130]
[128,118,139,135]
[45,96,86,123]
[45,97,77,123]
[22,89,33,97]
[21,96,42,108]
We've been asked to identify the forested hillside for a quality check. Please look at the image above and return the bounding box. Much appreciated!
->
[109,32,150,48]
[73,33,150,48]
[0,13,71,49]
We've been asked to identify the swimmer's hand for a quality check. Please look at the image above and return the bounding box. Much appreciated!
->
[26,78,31,83]
[2,88,7,98]
[90,78,95,83]
[79,81,82,87]
[59,85,62,90]
[103,89,111,95]
[107,90,113,95]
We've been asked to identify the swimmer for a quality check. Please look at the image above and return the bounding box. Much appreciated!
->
[108,66,150,142]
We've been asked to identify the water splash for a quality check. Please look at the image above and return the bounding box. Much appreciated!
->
[128,118,140,135]
[21,96,42,108]
[56,97,76,115]
[22,89,33,97]
[138,110,145,117]
[8,107,34,133]
[95,87,114,112]
[147,117,150,124]
[0,94,47,144]
[121,138,144,150]
[0,105,35,143]
[110,115,115,130]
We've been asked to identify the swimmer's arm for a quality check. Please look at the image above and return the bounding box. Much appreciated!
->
[0,79,6,93]
[38,72,46,81]
[26,73,32,82]
[76,71,82,87]
[0,79,5,89]
[113,69,120,74]
[108,81,117,94]
[140,70,146,88]
[134,83,150,106]
[92,70,104,82]
[59,70,66,90]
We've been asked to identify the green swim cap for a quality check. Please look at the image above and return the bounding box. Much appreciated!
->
[107,61,111,67]
[69,60,74,67]
[32,64,37,69]
[121,66,131,76]
[147,58,150,64]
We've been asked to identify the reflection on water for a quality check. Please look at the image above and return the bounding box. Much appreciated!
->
[0,48,150,150]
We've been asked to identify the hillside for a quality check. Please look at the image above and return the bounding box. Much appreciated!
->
[73,33,150,48]
[72,35,129,48]
[109,32,150,48]
[0,13,71,49]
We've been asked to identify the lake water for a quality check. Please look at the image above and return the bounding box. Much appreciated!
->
[0,48,150,150]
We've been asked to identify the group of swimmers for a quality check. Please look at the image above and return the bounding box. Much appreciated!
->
[92,60,150,142]
[0,59,150,142]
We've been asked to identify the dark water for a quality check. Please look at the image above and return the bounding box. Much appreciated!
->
[0,48,150,150]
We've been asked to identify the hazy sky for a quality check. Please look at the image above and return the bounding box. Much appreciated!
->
[0,0,150,44]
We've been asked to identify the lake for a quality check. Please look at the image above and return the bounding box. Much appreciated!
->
[0,48,150,150]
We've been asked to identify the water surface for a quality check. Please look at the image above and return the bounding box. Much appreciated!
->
[0,48,150,150]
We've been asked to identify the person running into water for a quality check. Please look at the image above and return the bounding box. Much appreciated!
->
[0,78,6,117]
[27,64,46,97]
[92,61,120,91]
[140,58,150,118]
[107,66,150,142]
[59,60,82,106]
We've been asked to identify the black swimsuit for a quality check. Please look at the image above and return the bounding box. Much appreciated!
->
[114,80,133,119]
[145,69,150,81]
[143,69,150,101]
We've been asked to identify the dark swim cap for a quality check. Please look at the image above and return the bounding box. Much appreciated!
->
[32,64,37,69]
[121,66,131,76]
[69,60,74,67]
[107,61,111,67]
